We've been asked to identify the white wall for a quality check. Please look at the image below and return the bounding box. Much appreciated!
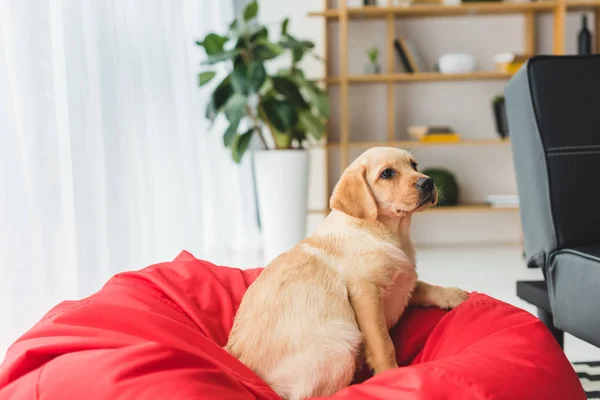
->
[259,1,594,245]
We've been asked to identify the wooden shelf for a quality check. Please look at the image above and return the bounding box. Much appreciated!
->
[327,138,510,148]
[567,0,600,9]
[324,71,512,84]
[308,204,519,215]
[425,204,520,213]
[309,1,600,19]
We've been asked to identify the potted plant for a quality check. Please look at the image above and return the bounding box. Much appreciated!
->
[492,95,509,139]
[365,47,381,74]
[196,1,330,262]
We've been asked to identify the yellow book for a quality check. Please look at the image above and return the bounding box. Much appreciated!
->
[419,133,461,143]
[497,61,525,74]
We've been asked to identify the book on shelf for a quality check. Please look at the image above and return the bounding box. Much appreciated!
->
[493,52,529,74]
[394,39,414,73]
[407,125,460,142]
[420,133,461,143]
[394,38,428,73]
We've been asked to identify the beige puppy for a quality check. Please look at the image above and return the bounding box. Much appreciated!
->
[226,147,468,400]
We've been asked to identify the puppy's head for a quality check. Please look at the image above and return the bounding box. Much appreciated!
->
[330,147,437,220]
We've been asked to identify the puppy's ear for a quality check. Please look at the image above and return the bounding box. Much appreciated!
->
[330,166,377,220]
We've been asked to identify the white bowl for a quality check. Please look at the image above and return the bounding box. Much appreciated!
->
[438,53,476,74]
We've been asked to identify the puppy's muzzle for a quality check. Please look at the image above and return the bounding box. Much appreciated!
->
[416,177,435,200]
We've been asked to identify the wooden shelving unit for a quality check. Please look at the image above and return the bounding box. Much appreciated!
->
[310,0,600,215]
[325,71,513,84]
[309,1,600,19]
[327,138,510,148]
[309,203,518,215]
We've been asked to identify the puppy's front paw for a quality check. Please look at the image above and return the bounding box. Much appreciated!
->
[370,358,398,375]
[435,287,469,310]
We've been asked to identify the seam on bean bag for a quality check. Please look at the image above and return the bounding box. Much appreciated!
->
[429,366,483,400]
[38,300,92,323]
[34,362,45,400]
[106,277,187,316]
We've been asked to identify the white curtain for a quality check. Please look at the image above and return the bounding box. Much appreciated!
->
[0,0,261,354]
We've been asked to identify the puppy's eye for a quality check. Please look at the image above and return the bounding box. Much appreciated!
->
[380,168,396,179]
[411,161,418,171]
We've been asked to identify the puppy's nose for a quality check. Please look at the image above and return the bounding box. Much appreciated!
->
[416,177,434,192]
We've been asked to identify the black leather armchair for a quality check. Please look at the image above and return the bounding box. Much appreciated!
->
[505,55,600,349]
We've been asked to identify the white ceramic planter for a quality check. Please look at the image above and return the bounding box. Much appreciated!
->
[253,149,309,263]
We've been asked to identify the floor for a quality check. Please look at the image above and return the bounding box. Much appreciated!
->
[210,244,600,363]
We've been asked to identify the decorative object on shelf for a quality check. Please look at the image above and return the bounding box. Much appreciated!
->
[394,38,426,72]
[196,1,330,262]
[347,0,363,7]
[408,125,461,142]
[441,0,461,6]
[492,95,509,138]
[365,47,381,74]
[422,168,459,206]
[486,194,519,208]
[578,14,592,55]
[411,0,443,6]
[437,53,476,74]
[493,52,528,74]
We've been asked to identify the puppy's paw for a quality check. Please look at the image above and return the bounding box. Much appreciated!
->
[370,359,398,375]
[366,348,398,375]
[435,287,469,310]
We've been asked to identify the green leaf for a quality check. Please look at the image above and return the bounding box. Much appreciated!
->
[298,110,324,140]
[199,33,228,55]
[248,62,266,93]
[299,40,315,49]
[243,1,258,21]
[231,64,249,94]
[249,26,268,42]
[223,120,240,147]
[315,93,330,118]
[232,39,247,67]
[292,47,305,63]
[279,36,314,64]
[291,129,306,143]
[224,93,248,123]
[252,38,284,61]
[206,75,234,121]
[231,62,266,95]
[281,18,289,35]
[303,81,330,118]
[231,129,254,163]
[272,76,308,109]
[280,36,314,50]
[198,71,216,87]
[202,49,241,65]
[262,97,298,132]
[229,19,238,31]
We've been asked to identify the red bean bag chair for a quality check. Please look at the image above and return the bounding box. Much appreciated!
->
[0,251,585,400]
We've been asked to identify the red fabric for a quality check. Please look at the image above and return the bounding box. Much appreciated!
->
[0,251,585,400]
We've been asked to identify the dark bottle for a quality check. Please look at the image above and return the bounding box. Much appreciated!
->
[578,15,592,55]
